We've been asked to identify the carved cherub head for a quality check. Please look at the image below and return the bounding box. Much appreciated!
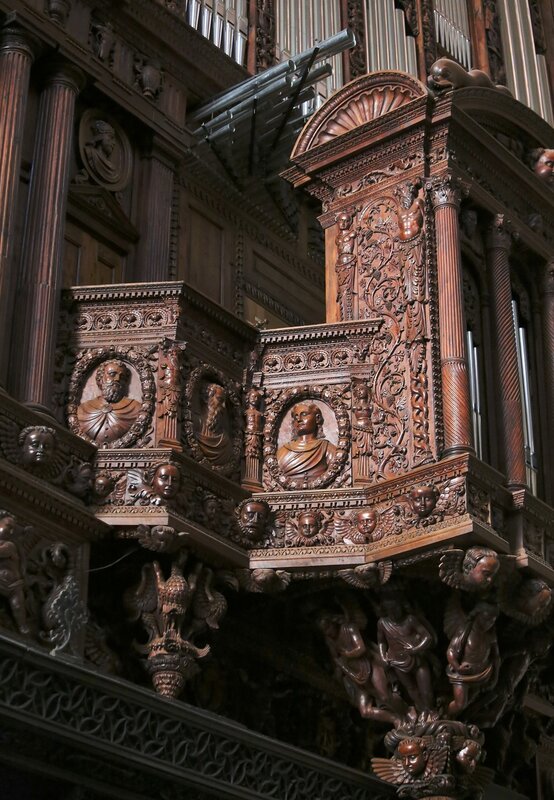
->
[529,147,554,186]
[462,547,500,590]
[297,510,322,539]
[238,499,269,542]
[18,425,56,467]
[515,578,552,618]
[455,739,482,773]
[96,360,131,403]
[408,484,440,518]
[93,471,116,499]
[352,508,378,539]
[337,210,351,229]
[146,462,181,500]
[0,510,17,539]
[397,738,428,777]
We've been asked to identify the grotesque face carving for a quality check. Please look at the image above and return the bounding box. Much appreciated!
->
[93,473,115,499]
[354,509,377,538]
[151,463,181,500]
[19,426,56,467]
[397,739,427,776]
[298,511,321,539]
[96,360,130,404]
[408,485,439,518]
[462,547,500,590]
[239,500,269,541]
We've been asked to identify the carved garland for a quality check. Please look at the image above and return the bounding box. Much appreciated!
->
[263,385,350,491]
[66,347,155,448]
[182,364,242,477]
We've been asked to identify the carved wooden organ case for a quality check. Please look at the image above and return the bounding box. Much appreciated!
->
[29,65,554,799]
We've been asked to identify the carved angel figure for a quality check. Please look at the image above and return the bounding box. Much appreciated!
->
[0,510,29,634]
[499,576,553,626]
[342,508,379,546]
[318,604,406,724]
[439,547,501,593]
[338,560,392,590]
[444,597,500,717]
[377,594,436,712]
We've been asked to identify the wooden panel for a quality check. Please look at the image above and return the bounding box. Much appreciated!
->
[63,221,125,287]
[185,205,225,304]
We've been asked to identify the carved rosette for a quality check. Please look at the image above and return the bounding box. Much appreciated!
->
[66,348,155,448]
[263,385,350,491]
[182,364,242,478]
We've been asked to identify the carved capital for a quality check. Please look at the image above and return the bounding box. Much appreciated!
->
[41,59,86,94]
[0,17,41,59]
[486,214,512,252]
[427,175,463,210]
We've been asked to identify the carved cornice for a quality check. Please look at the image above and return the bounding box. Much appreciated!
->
[259,319,383,345]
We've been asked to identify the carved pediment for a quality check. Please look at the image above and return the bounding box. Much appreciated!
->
[291,71,428,157]
[68,185,139,250]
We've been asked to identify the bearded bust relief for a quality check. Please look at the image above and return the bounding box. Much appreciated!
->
[77,360,141,446]
[194,381,233,467]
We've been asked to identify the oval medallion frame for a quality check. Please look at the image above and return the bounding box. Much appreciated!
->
[183,364,242,477]
[67,347,155,448]
[264,385,350,490]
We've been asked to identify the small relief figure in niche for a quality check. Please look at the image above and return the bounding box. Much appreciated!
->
[318,607,406,724]
[277,402,336,481]
[344,508,378,545]
[19,425,56,469]
[77,360,141,446]
[237,499,270,544]
[377,594,436,712]
[84,120,120,185]
[335,210,357,321]
[150,462,181,501]
[351,381,372,477]
[0,510,29,634]
[396,189,424,242]
[439,547,500,593]
[528,147,554,188]
[408,485,440,519]
[196,382,233,466]
[445,600,500,717]
[244,389,264,450]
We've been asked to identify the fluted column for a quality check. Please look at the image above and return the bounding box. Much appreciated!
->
[134,136,177,281]
[0,19,40,386]
[10,60,85,409]
[485,215,526,491]
[429,176,474,456]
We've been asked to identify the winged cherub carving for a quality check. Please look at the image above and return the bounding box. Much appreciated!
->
[439,547,501,593]
[372,735,448,787]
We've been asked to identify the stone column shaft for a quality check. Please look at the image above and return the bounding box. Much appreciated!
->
[429,177,474,455]
[486,215,526,491]
[0,21,39,385]
[10,61,84,408]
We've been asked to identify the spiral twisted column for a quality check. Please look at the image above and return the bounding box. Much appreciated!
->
[10,60,85,409]
[486,215,526,492]
[0,20,40,386]
[428,176,474,456]
[541,258,554,500]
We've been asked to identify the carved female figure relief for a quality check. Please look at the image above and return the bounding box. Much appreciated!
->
[243,388,264,488]
[276,402,336,482]
[334,210,357,320]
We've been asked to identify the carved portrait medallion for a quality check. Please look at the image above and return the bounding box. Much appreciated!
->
[78,109,132,192]
[264,386,350,490]
[183,365,242,477]
[67,348,155,448]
